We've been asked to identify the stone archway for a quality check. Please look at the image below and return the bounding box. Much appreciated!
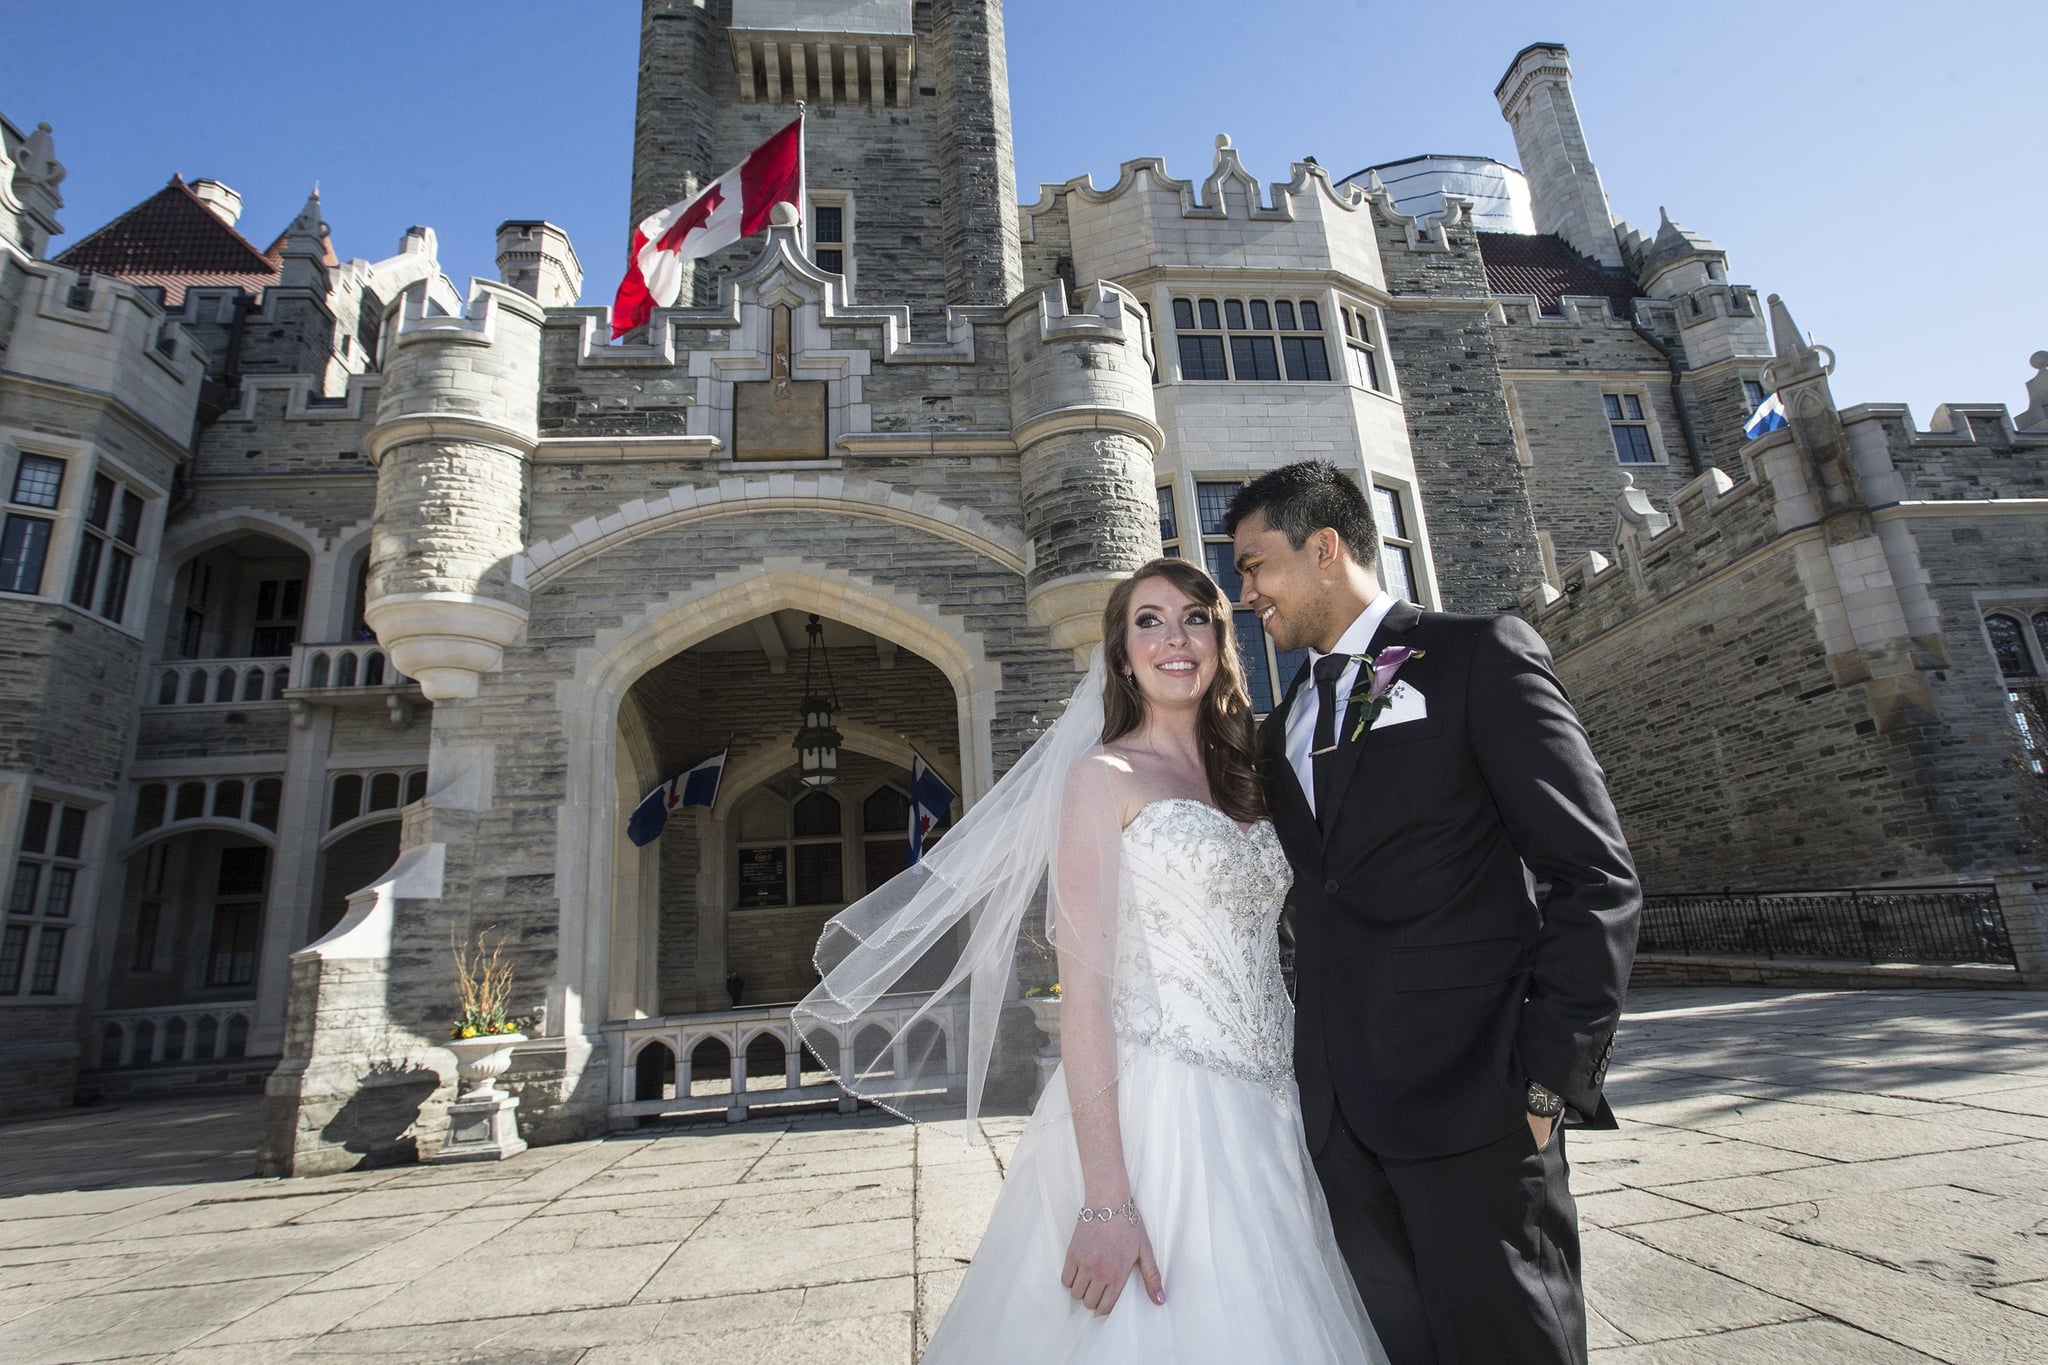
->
[551,558,997,1044]
[609,607,966,1022]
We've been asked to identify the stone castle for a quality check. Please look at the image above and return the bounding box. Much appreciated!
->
[1,2,2042,1169]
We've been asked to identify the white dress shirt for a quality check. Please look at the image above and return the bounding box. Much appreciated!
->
[1284,592,1397,815]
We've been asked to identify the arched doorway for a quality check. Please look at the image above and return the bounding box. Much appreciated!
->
[159,532,312,687]
[619,609,963,1018]
[105,826,274,1031]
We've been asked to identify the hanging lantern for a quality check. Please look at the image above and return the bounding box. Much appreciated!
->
[793,613,843,787]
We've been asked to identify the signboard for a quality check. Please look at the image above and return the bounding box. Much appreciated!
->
[737,846,787,907]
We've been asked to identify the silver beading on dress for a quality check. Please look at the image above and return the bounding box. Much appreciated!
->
[1111,799,1296,1101]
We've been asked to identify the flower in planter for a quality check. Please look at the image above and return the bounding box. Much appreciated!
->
[450,928,531,1040]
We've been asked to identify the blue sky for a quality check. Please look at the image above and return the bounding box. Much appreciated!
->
[4,1,2039,417]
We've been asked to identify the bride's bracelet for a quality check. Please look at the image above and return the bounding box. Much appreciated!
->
[1078,1197,1140,1226]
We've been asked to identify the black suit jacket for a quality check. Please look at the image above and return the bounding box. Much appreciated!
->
[1261,601,1641,1162]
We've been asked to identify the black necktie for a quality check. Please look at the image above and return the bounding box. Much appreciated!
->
[1311,653,1351,823]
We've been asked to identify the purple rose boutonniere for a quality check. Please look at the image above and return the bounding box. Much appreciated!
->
[1345,646,1425,742]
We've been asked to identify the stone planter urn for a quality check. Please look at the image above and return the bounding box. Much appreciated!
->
[445,1033,523,1099]
[435,1033,528,1163]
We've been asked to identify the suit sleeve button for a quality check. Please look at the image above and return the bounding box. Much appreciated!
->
[1323,879,1340,895]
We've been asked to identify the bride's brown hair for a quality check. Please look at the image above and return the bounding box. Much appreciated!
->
[1099,558,1267,824]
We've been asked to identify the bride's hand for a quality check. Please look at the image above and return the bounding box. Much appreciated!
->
[1061,1218,1165,1315]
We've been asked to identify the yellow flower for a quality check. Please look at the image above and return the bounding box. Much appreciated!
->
[459,1025,478,1038]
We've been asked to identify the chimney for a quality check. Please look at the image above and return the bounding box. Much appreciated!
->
[190,179,243,227]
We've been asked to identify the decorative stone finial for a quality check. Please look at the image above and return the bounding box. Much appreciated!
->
[1215,134,1231,150]
[770,201,799,228]
[2031,350,2048,372]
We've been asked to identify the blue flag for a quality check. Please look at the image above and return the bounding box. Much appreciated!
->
[626,748,726,846]
[908,751,956,865]
[1743,392,1788,441]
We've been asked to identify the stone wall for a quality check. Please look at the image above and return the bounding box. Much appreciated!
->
[0,1003,81,1113]
[1493,305,1698,565]
[1533,404,2048,895]
[0,601,148,788]
[1374,205,1542,613]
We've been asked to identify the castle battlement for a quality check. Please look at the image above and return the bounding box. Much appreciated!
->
[1487,292,1638,328]
[0,250,204,444]
[1021,136,1362,231]
[1522,457,1774,648]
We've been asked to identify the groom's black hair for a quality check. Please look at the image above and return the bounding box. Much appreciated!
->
[1223,461,1380,568]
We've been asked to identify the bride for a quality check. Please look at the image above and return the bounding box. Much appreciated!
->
[796,558,1385,1363]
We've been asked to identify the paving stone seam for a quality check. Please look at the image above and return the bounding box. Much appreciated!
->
[1602,1220,2000,1365]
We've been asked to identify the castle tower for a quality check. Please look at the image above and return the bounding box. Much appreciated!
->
[629,0,1020,321]
[1494,43,1622,268]
[1006,280,1163,657]
[361,281,547,699]
[495,220,584,306]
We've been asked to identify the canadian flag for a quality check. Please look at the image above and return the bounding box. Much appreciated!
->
[611,115,804,338]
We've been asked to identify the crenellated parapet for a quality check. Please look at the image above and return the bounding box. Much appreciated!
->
[1018,135,1384,294]
[362,278,547,699]
[0,254,205,447]
[1839,398,2048,503]
[1522,461,1773,651]
[1006,279,1162,658]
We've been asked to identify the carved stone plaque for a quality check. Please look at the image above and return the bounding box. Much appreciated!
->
[734,306,828,460]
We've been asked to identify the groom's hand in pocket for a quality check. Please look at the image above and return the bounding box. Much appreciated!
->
[1527,1112,1557,1152]
[1062,1219,1166,1315]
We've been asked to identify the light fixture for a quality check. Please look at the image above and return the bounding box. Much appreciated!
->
[793,613,843,787]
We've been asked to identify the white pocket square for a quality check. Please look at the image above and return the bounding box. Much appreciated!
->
[1370,680,1427,730]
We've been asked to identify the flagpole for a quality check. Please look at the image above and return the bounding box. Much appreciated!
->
[794,102,807,254]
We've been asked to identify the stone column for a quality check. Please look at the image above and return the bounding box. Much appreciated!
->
[1991,873,2048,987]
[1006,281,1163,662]
[248,704,334,1055]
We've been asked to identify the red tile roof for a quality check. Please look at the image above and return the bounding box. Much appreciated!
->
[1477,231,1639,320]
[54,176,281,305]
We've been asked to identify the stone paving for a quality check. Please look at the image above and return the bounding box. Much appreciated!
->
[0,986,2043,1364]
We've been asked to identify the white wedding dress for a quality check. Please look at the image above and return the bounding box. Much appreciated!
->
[921,799,1387,1364]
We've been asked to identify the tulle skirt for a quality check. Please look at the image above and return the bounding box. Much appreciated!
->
[920,1049,1387,1364]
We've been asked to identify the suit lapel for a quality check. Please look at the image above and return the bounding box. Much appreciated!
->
[1264,654,1315,833]
[1320,600,1424,846]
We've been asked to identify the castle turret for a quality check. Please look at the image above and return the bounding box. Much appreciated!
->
[1494,43,1622,268]
[362,280,546,698]
[1007,280,1163,659]
[495,220,583,306]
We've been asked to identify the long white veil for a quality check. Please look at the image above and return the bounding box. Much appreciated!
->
[793,652,1128,1129]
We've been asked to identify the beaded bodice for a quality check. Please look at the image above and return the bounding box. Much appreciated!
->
[1112,799,1295,1099]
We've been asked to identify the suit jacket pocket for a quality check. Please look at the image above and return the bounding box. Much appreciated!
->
[1362,713,1444,748]
[1391,936,1528,992]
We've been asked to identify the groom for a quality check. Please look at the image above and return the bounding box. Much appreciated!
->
[1227,463,1640,1365]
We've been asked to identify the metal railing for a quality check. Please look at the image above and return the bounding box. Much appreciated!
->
[96,1002,258,1067]
[1638,885,2016,966]
[604,997,965,1124]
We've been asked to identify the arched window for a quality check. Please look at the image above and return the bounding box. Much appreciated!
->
[862,785,911,894]
[733,786,846,909]
[330,774,363,829]
[791,792,843,906]
[1986,614,2032,677]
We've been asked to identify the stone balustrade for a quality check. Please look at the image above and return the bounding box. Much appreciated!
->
[289,641,407,691]
[605,997,964,1125]
[96,1002,256,1068]
[151,657,291,707]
